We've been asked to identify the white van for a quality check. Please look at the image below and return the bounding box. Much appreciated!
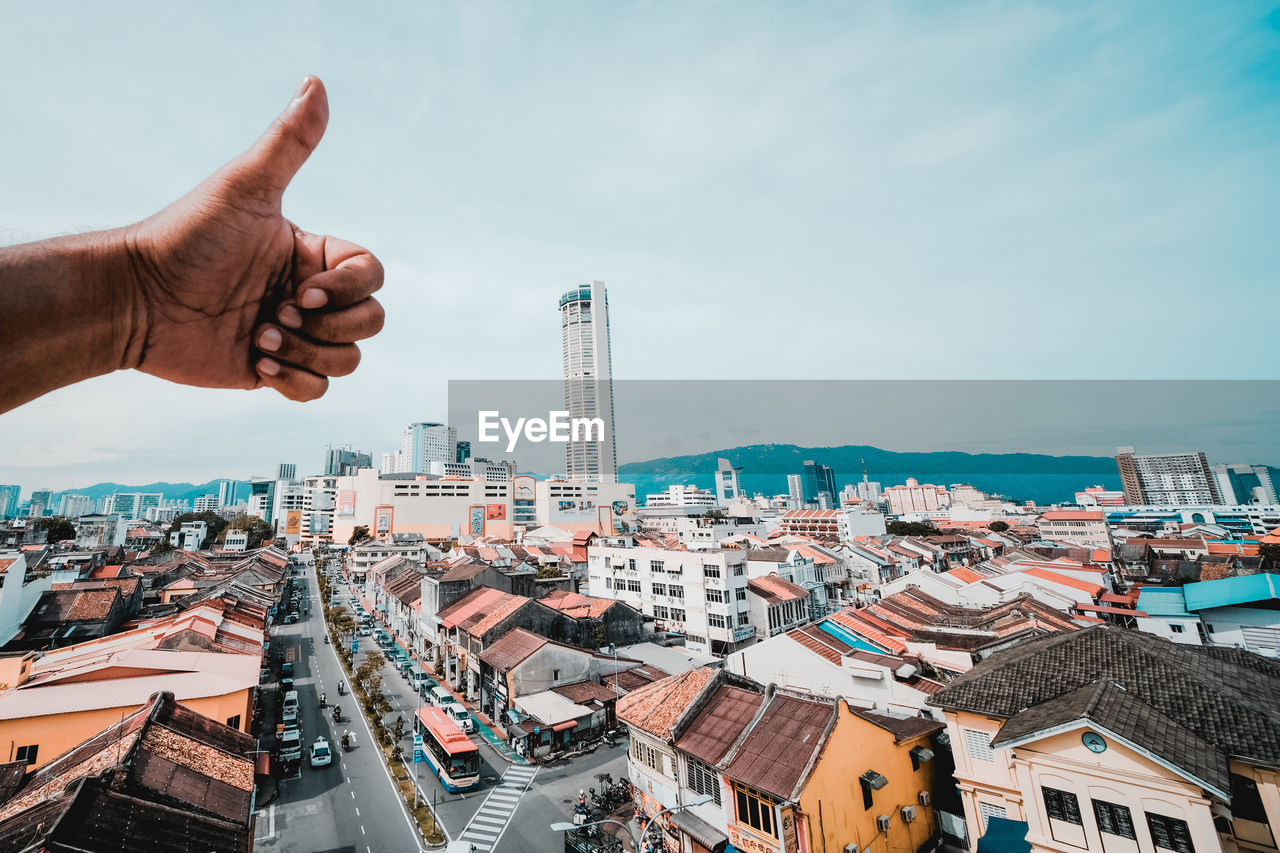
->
[282,690,299,713]
[446,703,474,733]
[430,686,455,707]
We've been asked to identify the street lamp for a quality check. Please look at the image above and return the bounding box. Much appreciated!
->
[551,793,713,851]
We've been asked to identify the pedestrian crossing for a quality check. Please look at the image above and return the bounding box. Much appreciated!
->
[456,764,539,851]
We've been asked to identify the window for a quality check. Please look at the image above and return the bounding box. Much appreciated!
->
[1230,773,1270,824]
[733,782,777,838]
[627,559,636,571]
[226,715,241,730]
[1093,800,1137,840]
[1171,624,1185,634]
[626,579,642,593]
[733,564,745,576]
[670,608,686,621]
[14,744,37,765]
[652,582,667,597]
[1043,787,1083,824]
[703,565,722,579]
[553,669,561,680]
[644,744,661,772]
[650,560,664,572]
[654,605,669,619]
[604,577,613,590]
[708,614,726,628]
[979,803,1007,831]
[706,589,725,604]
[738,613,751,626]
[735,588,747,601]
[687,758,722,805]
[1147,813,1195,853]
[668,586,684,600]
[964,729,994,762]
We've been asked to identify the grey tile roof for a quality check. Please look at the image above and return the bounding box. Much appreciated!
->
[929,626,1280,794]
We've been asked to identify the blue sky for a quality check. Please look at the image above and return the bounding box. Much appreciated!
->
[2,1,1278,491]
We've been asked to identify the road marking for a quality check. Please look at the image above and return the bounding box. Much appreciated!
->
[361,825,366,835]
[457,765,538,853]
[355,807,360,816]
[350,790,355,799]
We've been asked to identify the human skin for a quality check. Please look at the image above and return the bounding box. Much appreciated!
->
[0,76,384,415]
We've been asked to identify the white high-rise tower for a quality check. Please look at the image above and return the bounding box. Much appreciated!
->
[560,281,617,482]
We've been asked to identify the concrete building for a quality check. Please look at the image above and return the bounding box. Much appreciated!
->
[27,490,53,518]
[56,494,95,518]
[395,422,457,474]
[0,486,19,519]
[930,627,1280,853]
[325,446,373,477]
[1037,510,1114,549]
[511,475,635,535]
[299,474,339,547]
[884,479,951,515]
[170,521,208,551]
[1115,447,1221,505]
[778,507,888,540]
[801,460,837,509]
[1135,574,1280,655]
[106,492,164,520]
[1212,463,1279,506]
[587,535,756,656]
[645,484,718,508]
[560,281,617,483]
[1075,486,1126,506]
[715,458,743,505]
[0,552,56,646]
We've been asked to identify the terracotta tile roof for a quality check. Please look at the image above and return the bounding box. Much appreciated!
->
[539,588,617,619]
[786,626,846,664]
[64,589,121,621]
[617,667,716,739]
[946,567,986,584]
[1039,510,1104,521]
[1021,567,1104,596]
[437,586,532,637]
[721,691,836,800]
[0,558,17,574]
[552,681,620,705]
[676,683,765,765]
[747,574,808,604]
[852,708,944,743]
[478,627,548,671]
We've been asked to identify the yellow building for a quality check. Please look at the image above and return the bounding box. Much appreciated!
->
[930,626,1280,853]
[0,600,263,769]
[619,669,947,853]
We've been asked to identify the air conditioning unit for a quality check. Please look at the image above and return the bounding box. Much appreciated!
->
[918,791,932,807]
[876,814,892,832]
[901,806,918,823]
[844,845,859,853]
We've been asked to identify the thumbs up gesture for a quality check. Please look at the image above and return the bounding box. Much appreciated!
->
[119,76,384,401]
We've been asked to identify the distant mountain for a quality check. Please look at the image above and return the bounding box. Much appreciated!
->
[44,480,251,509]
[619,444,1123,506]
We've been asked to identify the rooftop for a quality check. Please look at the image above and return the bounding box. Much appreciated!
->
[617,667,716,739]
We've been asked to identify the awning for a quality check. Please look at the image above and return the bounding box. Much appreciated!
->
[977,817,1031,853]
[671,809,728,853]
[254,751,271,775]
[552,720,577,732]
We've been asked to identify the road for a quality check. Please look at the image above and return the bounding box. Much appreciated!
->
[254,552,424,853]
[255,551,631,853]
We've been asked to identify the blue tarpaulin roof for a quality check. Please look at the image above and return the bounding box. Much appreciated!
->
[1184,573,1280,612]
[978,817,1031,853]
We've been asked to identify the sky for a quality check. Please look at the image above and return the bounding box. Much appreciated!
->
[2,1,1278,493]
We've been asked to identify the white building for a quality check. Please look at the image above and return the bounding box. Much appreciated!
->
[1036,509,1114,549]
[511,475,636,535]
[107,492,164,520]
[74,514,126,548]
[394,422,458,474]
[348,534,436,585]
[0,552,55,646]
[193,495,219,513]
[1115,447,1220,505]
[587,536,756,656]
[170,521,208,551]
[1211,463,1278,505]
[883,479,950,515]
[57,495,95,518]
[223,529,250,552]
[715,458,743,504]
[645,484,718,508]
[786,474,803,508]
[778,508,887,540]
[560,281,617,483]
[676,516,769,551]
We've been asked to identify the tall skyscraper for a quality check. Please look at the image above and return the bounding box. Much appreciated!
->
[801,460,837,508]
[560,281,617,483]
[277,463,297,481]
[1115,447,1220,506]
[716,458,743,504]
[324,447,373,477]
[217,479,240,507]
[1210,464,1278,505]
[787,474,803,507]
[456,441,472,464]
[28,490,53,517]
[0,485,20,519]
[397,423,456,474]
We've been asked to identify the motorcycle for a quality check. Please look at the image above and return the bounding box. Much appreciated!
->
[319,693,326,708]
[337,681,346,696]
[332,705,343,724]
[323,635,330,645]
[341,731,351,752]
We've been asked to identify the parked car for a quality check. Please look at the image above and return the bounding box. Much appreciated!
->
[309,738,332,768]
[358,625,372,636]
[430,686,456,707]
[446,704,474,733]
[283,613,298,624]
[280,729,302,763]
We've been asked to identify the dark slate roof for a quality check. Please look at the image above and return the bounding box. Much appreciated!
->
[929,626,1280,795]
[0,762,25,806]
[677,683,766,766]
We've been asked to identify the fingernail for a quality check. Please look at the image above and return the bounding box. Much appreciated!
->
[258,357,281,377]
[293,76,313,102]
[278,305,303,329]
[258,326,283,352]
[300,288,328,309]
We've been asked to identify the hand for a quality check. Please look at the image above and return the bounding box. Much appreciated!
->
[118,76,384,401]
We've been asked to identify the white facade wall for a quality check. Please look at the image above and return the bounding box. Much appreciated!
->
[0,553,54,646]
[588,541,753,656]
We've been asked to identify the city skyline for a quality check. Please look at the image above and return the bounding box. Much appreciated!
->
[2,3,1279,491]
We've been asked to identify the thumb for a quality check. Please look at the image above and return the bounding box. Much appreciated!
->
[233,76,330,201]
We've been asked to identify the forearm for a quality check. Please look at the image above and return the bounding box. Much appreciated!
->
[0,228,138,414]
